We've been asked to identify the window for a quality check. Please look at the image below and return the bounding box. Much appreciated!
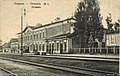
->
[28,36,29,41]
[57,43,59,51]
[52,43,54,51]
[25,36,27,41]
[36,33,38,39]
[39,33,41,38]
[64,42,67,51]
[42,44,44,51]
[34,34,35,39]
[35,34,37,39]
[39,44,41,51]
[26,36,27,41]
[43,32,44,38]
[49,43,51,52]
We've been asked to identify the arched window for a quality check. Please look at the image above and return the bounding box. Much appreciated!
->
[42,44,44,51]
[39,44,41,51]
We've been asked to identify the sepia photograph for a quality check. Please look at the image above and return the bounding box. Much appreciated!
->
[0,0,119,76]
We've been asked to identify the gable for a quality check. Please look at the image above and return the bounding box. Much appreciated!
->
[23,26,34,33]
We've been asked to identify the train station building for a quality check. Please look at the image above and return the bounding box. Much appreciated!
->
[17,17,119,55]
[17,18,77,55]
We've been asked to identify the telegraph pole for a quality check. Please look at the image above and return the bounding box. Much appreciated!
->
[21,8,26,56]
[21,8,23,56]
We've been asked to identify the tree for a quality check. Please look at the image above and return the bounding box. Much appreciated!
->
[74,0,104,48]
[114,22,120,32]
[114,18,120,32]
[106,13,114,33]
[106,14,120,33]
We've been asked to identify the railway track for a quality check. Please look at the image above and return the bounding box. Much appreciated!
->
[0,53,118,67]
[0,66,18,76]
[1,53,118,62]
[25,54,119,62]
[0,57,119,76]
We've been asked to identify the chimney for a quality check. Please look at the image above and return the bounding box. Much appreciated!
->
[55,17,60,22]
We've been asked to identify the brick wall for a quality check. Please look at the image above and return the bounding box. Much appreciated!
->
[46,22,72,38]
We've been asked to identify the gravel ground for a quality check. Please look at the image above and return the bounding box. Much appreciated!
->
[0,54,119,73]
[0,59,83,76]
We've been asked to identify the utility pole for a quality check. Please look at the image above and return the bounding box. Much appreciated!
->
[21,8,23,56]
[21,8,26,56]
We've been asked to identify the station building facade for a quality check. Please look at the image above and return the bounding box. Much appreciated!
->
[10,38,19,53]
[18,18,76,54]
[2,42,11,53]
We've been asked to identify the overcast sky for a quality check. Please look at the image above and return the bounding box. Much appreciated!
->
[0,0,120,42]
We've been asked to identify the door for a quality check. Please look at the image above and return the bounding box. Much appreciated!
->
[60,43,63,54]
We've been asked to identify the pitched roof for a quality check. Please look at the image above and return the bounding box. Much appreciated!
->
[18,17,76,34]
[10,38,18,43]
[2,42,11,48]
[17,26,35,34]
[34,17,76,29]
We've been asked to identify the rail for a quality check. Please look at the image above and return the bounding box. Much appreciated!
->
[0,57,119,76]
[0,66,18,76]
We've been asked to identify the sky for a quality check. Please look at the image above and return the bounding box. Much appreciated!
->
[0,0,120,43]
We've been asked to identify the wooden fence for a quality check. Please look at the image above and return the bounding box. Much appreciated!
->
[68,48,119,55]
